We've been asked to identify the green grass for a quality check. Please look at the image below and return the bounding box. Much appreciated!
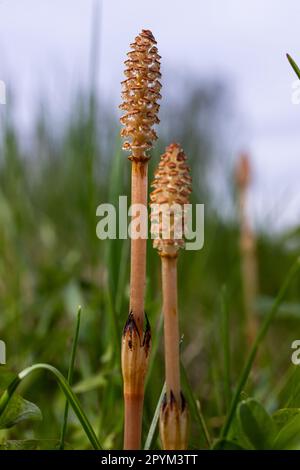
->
[0,86,300,449]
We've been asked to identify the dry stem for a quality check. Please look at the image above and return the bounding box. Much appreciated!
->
[236,155,258,345]
[123,394,144,449]
[129,160,148,334]
[161,255,180,402]
[159,252,189,450]
[122,160,149,450]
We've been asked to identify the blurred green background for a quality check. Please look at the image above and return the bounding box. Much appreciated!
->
[1,0,300,451]
[0,82,299,449]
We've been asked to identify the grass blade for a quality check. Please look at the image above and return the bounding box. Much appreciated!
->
[220,286,231,409]
[146,312,163,385]
[144,382,166,450]
[59,306,82,450]
[287,53,300,80]
[221,256,300,439]
[115,239,130,315]
[196,400,211,449]
[0,363,102,450]
[181,361,211,448]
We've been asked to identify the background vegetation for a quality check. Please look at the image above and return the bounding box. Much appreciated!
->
[0,71,300,449]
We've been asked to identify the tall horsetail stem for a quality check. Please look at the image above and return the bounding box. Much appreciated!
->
[150,143,191,450]
[235,153,258,345]
[120,29,161,449]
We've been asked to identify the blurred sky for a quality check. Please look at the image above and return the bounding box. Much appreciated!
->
[0,0,299,230]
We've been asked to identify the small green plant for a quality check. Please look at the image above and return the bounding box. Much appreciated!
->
[216,397,300,450]
[0,308,102,450]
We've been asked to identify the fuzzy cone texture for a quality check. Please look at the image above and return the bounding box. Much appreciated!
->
[150,143,192,254]
[159,392,189,450]
[120,29,161,161]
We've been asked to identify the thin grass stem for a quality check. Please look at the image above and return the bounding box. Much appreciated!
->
[59,306,82,450]
[0,363,102,450]
[220,286,231,409]
[144,382,166,450]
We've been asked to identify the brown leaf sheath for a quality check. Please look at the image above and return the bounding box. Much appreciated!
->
[122,314,151,449]
[120,29,161,449]
[159,392,189,450]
